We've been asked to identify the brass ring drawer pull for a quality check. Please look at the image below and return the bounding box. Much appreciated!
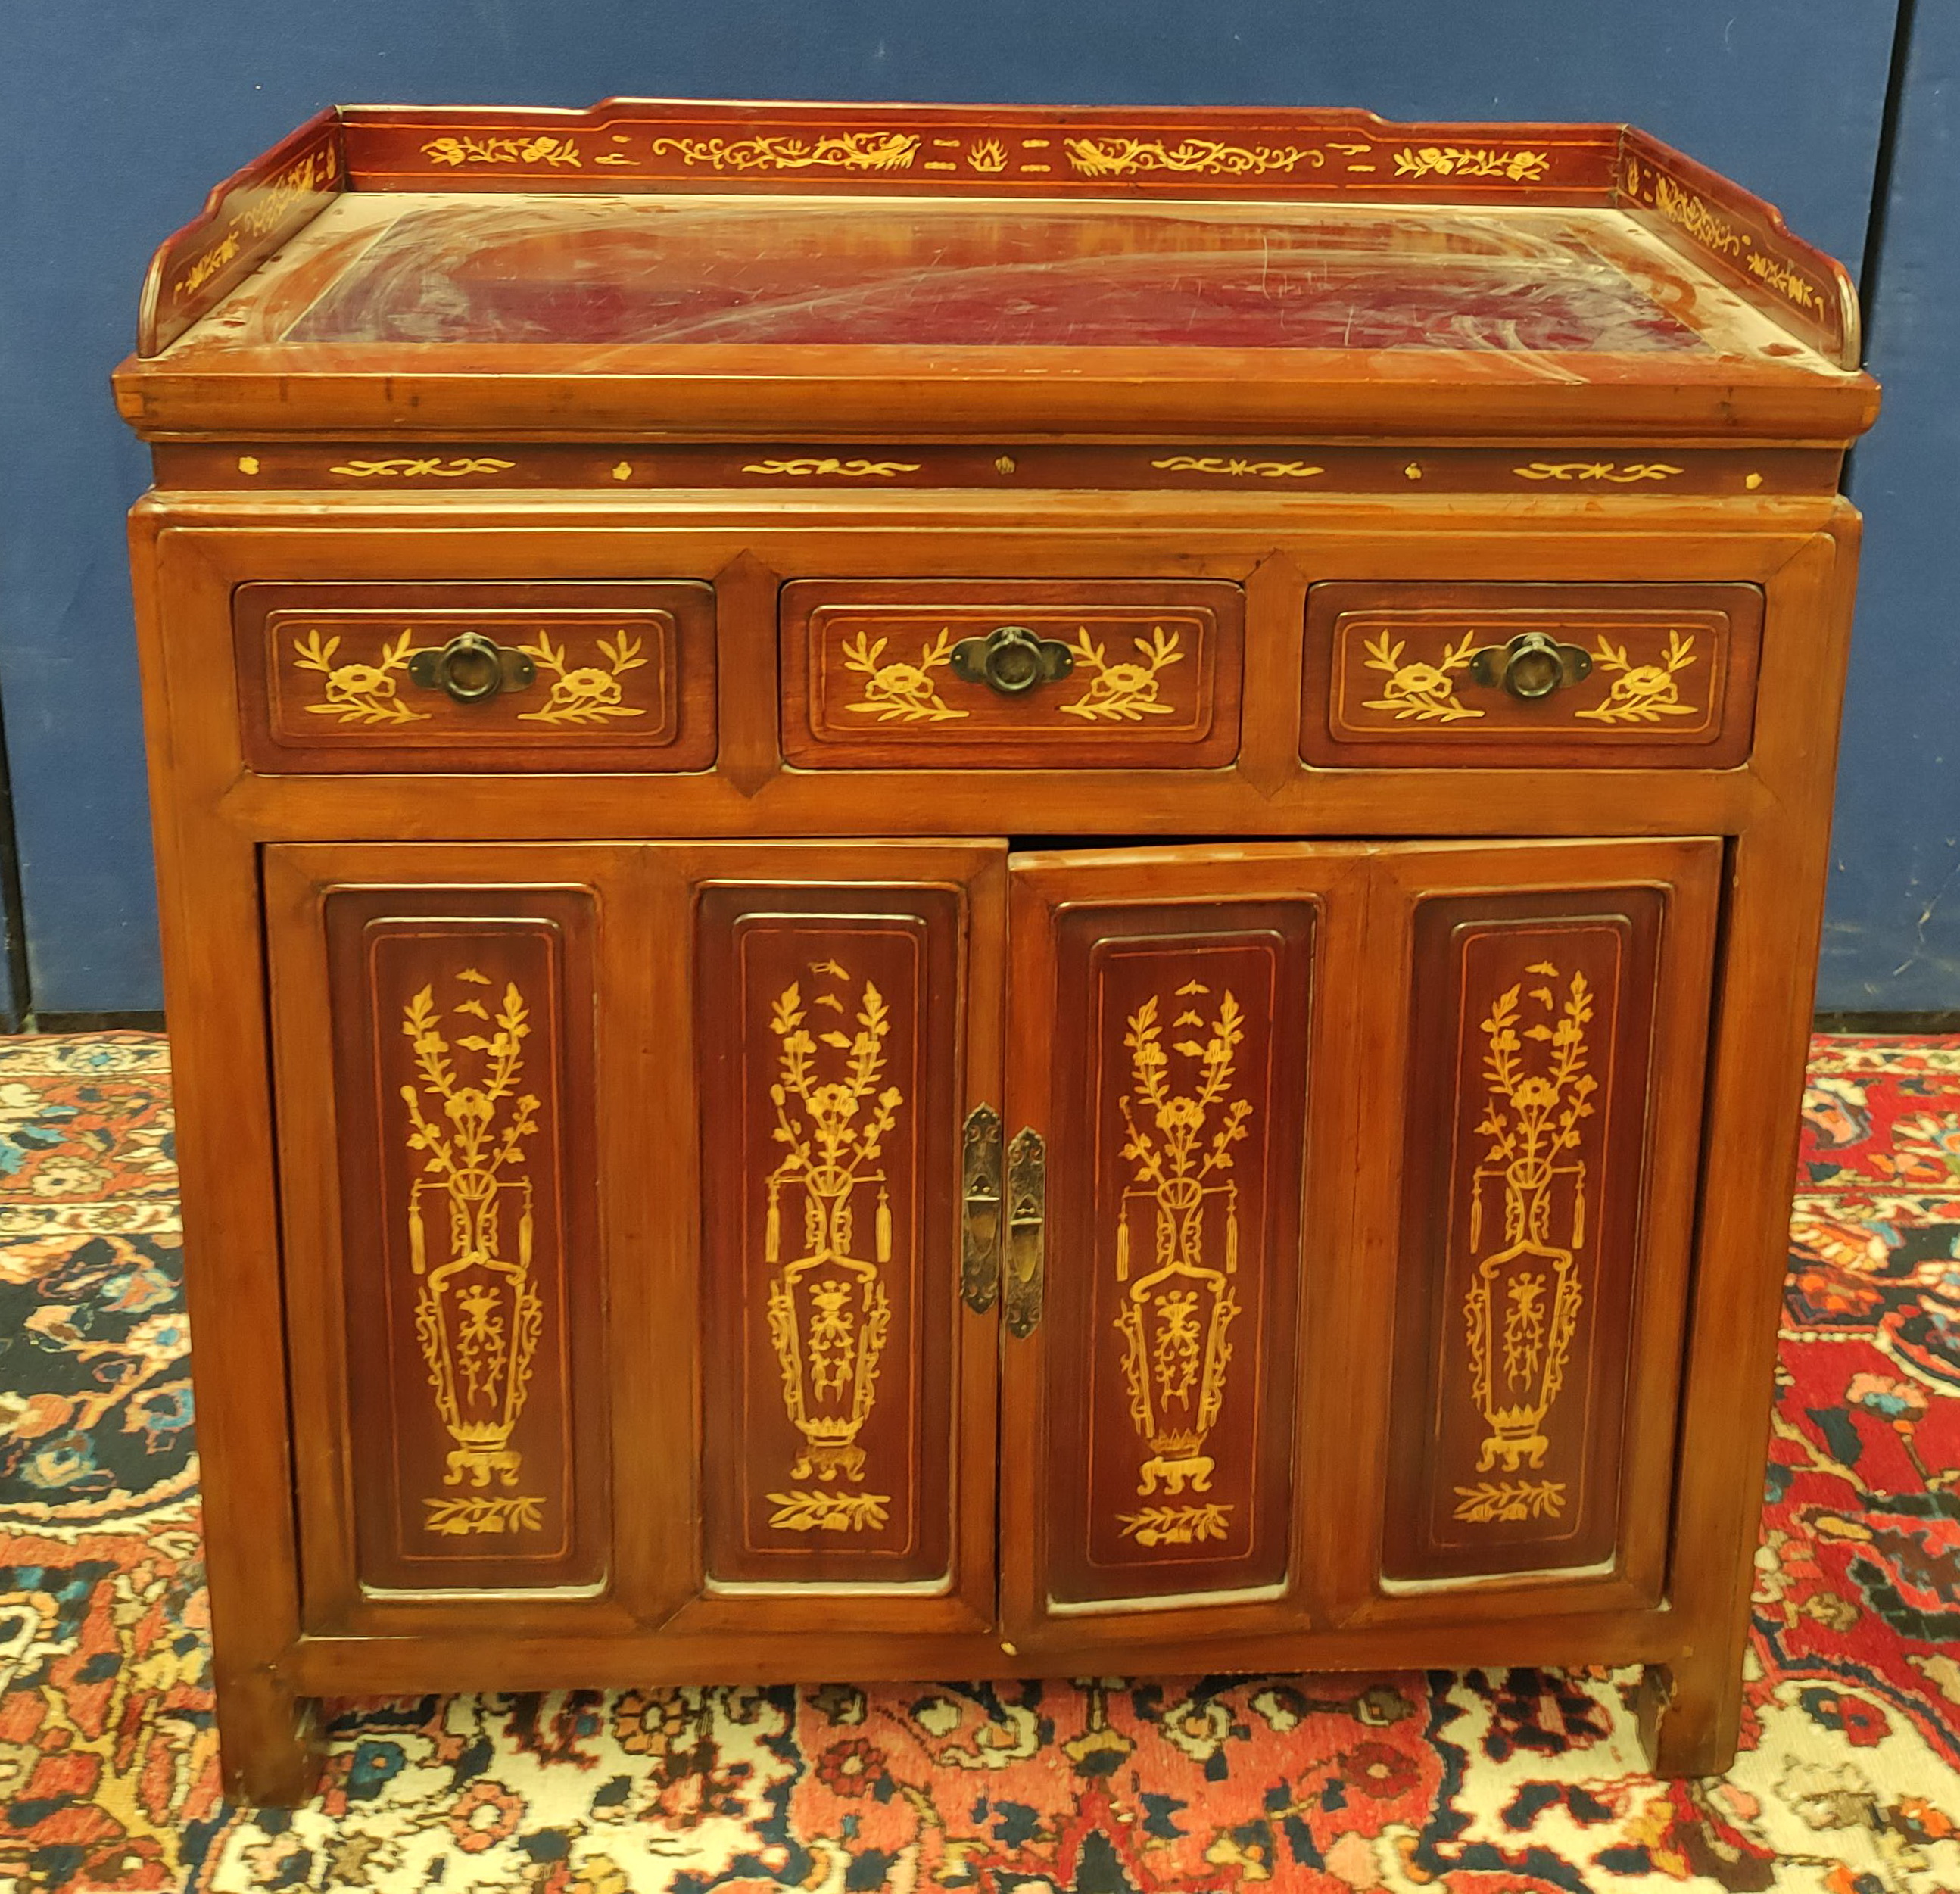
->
[949,624,1075,697]
[406,631,536,704]
[1467,631,1592,702]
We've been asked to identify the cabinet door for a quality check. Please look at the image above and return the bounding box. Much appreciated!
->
[675,843,1005,1640]
[266,847,642,1634]
[1350,839,1721,1617]
[1000,846,1367,1644]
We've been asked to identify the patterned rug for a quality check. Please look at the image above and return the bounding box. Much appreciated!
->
[2,1033,1957,1892]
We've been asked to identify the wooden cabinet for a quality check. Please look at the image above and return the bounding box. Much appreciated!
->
[118,99,1875,1801]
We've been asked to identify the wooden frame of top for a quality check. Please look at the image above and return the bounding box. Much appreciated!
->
[135,100,1859,369]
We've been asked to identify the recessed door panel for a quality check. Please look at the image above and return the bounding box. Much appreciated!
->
[683,844,1005,1634]
[1373,841,1721,1600]
[1003,846,1364,1638]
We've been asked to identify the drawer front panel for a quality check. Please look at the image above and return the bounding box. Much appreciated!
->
[782,579,1243,768]
[237,581,716,772]
[1303,582,1762,768]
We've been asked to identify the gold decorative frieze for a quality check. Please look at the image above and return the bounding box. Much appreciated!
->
[293,629,428,726]
[401,970,546,1535]
[422,134,584,169]
[968,137,1008,174]
[1746,250,1825,316]
[843,629,966,723]
[650,131,919,173]
[1392,145,1550,183]
[1150,456,1325,480]
[171,147,335,295]
[1064,136,1323,179]
[1061,626,1183,721]
[176,235,241,297]
[761,969,901,1531]
[1651,173,1747,257]
[1513,462,1683,484]
[1575,630,1699,724]
[1454,963,1595,1525]
[517,630,649,724]
[1112,981,1252,1547]
[1361,630,1481,723]
[327,456,517,480]
[741,459,922,479]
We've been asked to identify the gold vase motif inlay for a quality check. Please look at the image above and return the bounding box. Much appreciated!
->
[1111,981,1253,1548]
[762,967,902,1533]
[1454,961,1597,1525]
[400,970,546,1536]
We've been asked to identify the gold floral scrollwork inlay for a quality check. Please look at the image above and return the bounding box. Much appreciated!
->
[968,137,1008,174]
[1453,964,1596,1525]
[650,132,919,173]
[741,459,922,479]
[1111,983,1253,1548]
[1575,630,1700,724]
[1150,456,1325,480]
[327,457,518,480]
[402,970,546,1536]
[1360,630,1482,723]
[1513,462,1683,485]
[1061,626,1183,721]
[1064,136,1323,178]
[293,628,430,726]
[422,134,583,169]
[842,629,967,723]
[761,968,901,1532]
[518,630,649,724]
[1393,145,1550,182]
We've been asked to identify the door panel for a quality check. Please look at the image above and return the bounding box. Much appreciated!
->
[675,843,1005,1636]
[266,849,634,1633]
[1002,846,1367,1640]
[1360,840,1721,1611]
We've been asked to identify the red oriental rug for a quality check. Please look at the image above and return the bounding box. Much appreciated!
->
[1,1032,1957,1892]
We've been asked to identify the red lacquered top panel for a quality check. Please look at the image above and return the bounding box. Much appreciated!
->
[284,197,1710,353]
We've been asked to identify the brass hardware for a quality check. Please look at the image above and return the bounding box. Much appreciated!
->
[407,631,536,705]
[1003,1126,1046,1338]
[960,1104,1004,1313]
[1467,631,1591,702]
[950,625,1074,698]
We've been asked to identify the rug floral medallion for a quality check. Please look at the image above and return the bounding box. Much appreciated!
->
[2,1033,1957,1892]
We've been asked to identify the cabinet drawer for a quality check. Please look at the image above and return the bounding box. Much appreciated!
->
[1301,582,1762,768]
[781,579,1243,768]
[235,581,716,773]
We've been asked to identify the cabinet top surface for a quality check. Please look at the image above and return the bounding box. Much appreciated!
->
[114,101,1876,442]
[186,195,1765,358]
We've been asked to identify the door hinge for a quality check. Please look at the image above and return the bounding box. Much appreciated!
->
[960,1103,1003,1313]
[1004,1126,1046,1338]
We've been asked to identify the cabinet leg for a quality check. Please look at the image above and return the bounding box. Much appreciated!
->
[1636,1654,1743,1778]
[217,1672,325,1807]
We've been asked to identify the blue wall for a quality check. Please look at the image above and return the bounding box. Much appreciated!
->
[0,2,1915,1012]
[1831,9,1960,1011]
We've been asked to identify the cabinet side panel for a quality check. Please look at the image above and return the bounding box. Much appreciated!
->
[696,885,963,1585]
[1045,902,1315,1604]
[324,889,606,1593]
[1385,890,1663,1581]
